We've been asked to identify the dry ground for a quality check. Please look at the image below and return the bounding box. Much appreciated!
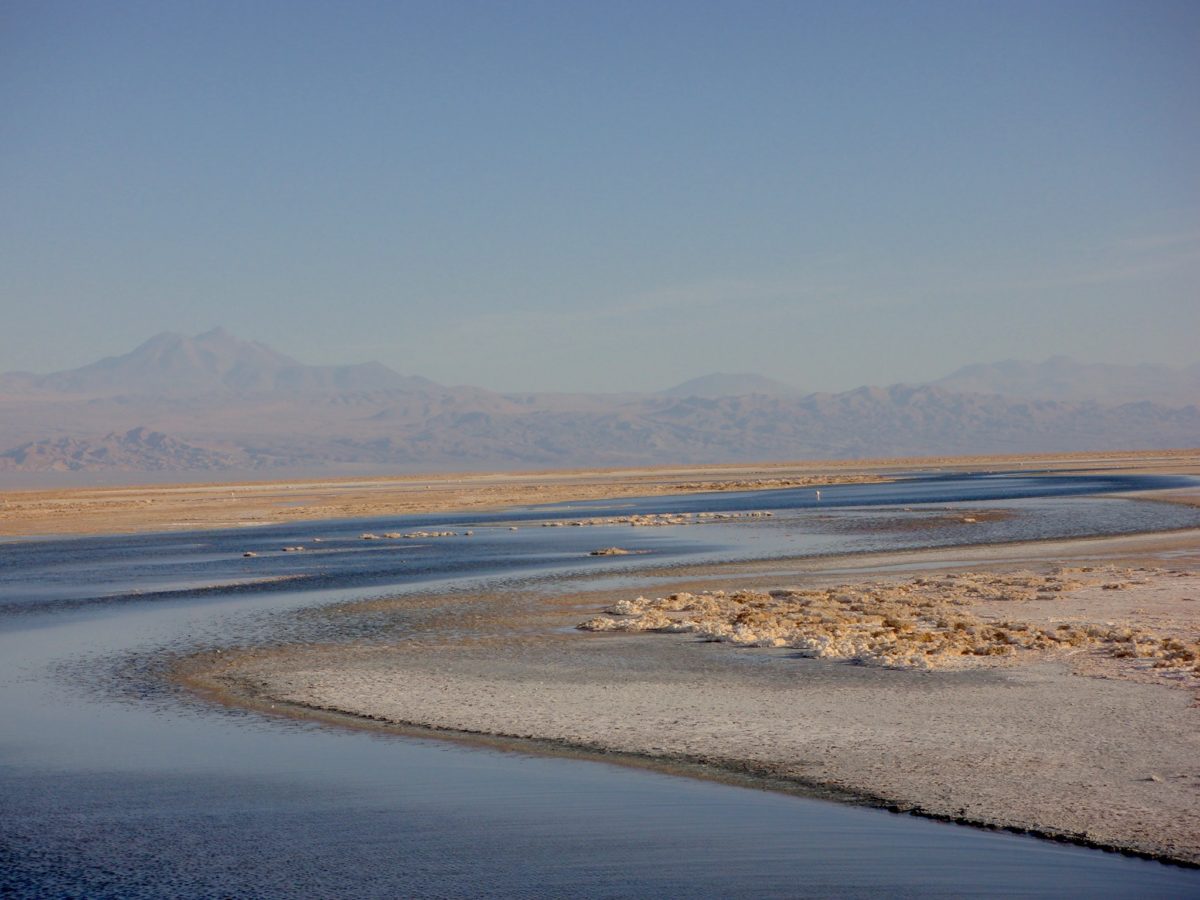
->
[4,448,1197,537]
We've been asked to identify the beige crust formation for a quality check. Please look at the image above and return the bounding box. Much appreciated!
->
[579,568,1200,675]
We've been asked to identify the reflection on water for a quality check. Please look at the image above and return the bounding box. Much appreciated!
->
[2,473,1199,897]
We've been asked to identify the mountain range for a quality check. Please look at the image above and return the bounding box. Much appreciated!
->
[932,357,1200,407]
[1,330,1196,479]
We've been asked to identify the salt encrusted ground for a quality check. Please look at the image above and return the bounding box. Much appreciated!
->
[579,567,1200,677]
[187,531,1200,866]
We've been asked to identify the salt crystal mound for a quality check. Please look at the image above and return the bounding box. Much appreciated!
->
[542,511,773,528]
[578,568,1200,674]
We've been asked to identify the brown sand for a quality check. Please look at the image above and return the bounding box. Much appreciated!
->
[4,448,1198,537]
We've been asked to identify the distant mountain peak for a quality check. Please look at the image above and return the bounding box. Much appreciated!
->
[0,329,435,397]
[662,372,798,398]
[143,329,185,342]
[931,357,1200,407]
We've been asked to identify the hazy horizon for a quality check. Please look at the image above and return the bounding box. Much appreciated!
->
[3,325,1199,397]
[4,2,1198,394]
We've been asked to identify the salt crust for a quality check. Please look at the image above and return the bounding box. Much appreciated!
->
[191,557,1200,864]
[579,567,1200,675]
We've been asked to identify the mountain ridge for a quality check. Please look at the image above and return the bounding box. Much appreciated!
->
[661,372,799,398]
[932,357,1200,407]
[0,328,437,396]
[1,331,1196,478]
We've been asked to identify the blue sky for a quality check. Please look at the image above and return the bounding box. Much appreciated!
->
[3,0,1197,391]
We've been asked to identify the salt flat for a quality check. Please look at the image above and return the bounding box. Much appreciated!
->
[184,504,1200,866]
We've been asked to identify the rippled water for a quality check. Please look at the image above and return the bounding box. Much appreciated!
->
[2,472,1199,897]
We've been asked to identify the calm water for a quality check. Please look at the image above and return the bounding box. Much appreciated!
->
[2,472,1199,897]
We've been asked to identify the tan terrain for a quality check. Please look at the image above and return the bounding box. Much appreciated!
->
[2,448,1197,537]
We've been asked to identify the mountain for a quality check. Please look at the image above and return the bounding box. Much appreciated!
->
[662,372,798,398]
[931,357,1200,407]
[0,328,435,396]
[1,333,1197,479]
[0,427,239,472]
[620,386,1200,460]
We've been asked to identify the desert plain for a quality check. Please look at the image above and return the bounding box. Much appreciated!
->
[2,448,1196,537]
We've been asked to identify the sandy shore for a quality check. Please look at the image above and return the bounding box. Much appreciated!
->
[4,448,1198,537]
[183,517,1200,866]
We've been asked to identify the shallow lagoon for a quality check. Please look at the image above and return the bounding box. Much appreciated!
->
[3,472,1200,897]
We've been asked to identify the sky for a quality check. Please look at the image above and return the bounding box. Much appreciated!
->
[2,0,1198,393]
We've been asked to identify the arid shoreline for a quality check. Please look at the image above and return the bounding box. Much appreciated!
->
[4,448,1198,537]
[180,672,1197,868]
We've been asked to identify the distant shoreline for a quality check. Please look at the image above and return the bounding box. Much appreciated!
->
[3,448,1198,538]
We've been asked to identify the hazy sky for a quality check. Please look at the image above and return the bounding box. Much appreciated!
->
[3,1,1197,392]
